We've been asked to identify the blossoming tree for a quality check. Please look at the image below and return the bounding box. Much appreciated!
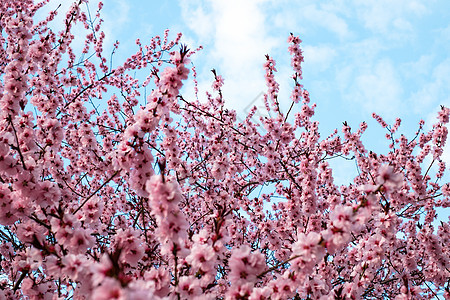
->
[0,1,449,299]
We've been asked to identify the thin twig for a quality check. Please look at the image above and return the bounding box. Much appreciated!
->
[73,170,120,214]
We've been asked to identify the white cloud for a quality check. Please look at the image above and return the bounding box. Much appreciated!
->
[402,54,434,78]
[174,0,449,138]
[211,0,277,70]
[442,142,450,165]
[103,0,130,28]
[179,0,280,110]
[269,1,353,41]
[393,18,413,32]
[409,58,450,114]
[342,59,403,119]
[439,24,450,44]
[302,45,337,73]
[301,4,352,40]
[177,2,214,43]
[353,0,428,39]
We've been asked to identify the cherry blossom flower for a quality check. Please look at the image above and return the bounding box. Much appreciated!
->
[0,3,447,298]
[228,245,265,285]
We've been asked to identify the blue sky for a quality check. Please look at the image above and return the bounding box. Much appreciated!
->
[41,0,450,185]
[97,0,450,157]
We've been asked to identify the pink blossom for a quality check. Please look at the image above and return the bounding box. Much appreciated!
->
[177,276,202,298]
[62,254,88,281]
[91,278,123,300]
[228,245,265,284]
[438,106,450,123]
[186,243,216,273]
[376,165,403,192]
[329,205,354,230]
[212,74,224,91]
[0,4,447,298]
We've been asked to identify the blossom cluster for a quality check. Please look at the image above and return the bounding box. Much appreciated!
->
[0,1,449,299]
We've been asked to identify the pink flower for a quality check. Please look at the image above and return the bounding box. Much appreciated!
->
[329,205,354,230]
[212,75,224,91]
[114,228,145,267]
[186,243,216,273]
[438,106,450,123]
[376,165,403,192]
[358,183,379,193]
[292,232,323,262]
[144,268,170,297]
[160,67,183,96]
[91,278,123,300]
[68,228,95,254]
[78,195,104,223]
[16,220,46,244]
[62,254,87,281]
[226,282,253,300]
[177,276,202,298]
[228,245,265,284]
